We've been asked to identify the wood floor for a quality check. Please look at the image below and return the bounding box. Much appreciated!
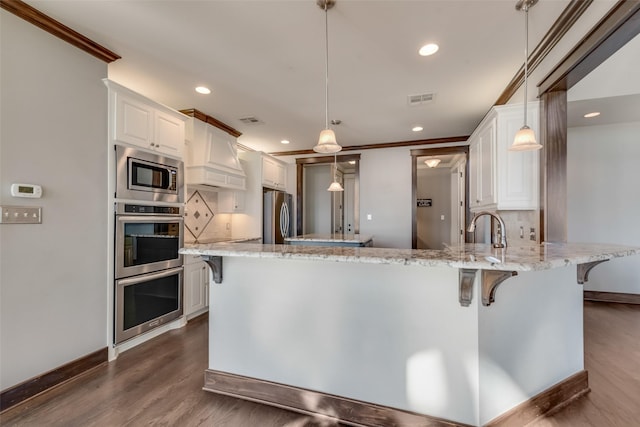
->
[1,301,638,427]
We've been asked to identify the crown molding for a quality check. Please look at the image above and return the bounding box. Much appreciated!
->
[0,0,120,63]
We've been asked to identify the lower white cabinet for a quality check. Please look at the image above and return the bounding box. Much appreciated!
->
[183,255,209,319]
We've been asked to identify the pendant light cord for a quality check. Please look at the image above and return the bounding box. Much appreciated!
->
[324,2,330,130]
[523,4,529,127]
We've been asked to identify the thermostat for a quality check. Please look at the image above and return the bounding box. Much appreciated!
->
[11,183,42,198]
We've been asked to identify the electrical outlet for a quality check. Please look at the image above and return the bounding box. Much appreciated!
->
[529,227,536,241]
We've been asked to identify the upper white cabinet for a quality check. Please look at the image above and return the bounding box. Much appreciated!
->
[262,155,287,190]
[218,190,246,213]
[468,102,540,211]
[182,109,246,191]
[104,79,186,159]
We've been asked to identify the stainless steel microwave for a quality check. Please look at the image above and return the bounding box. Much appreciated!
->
[115,145,184,203]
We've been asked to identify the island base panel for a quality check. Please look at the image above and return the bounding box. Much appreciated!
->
[206,257,583,426]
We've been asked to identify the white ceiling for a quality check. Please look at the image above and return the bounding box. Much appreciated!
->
[567,33,640,128]
[29,0,572,153]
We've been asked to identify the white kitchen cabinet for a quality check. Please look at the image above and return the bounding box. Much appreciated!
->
[262,155,287,190]
[469,117,497,210]
[218,190,245,213]
[105,79,186,158]
[183,255,209,319]
[183,112,246,190]
[468,102,539,211]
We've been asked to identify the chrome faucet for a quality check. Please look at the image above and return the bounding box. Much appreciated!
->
[468,211,508,248]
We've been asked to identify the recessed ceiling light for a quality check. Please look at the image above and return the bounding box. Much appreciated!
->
[584,112,600,118]
[280,140,290,144]
[412,126,424,132]
[418,43,439,57]
[195,86,211,95]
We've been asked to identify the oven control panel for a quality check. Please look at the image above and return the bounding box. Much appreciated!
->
[116,203,183,216]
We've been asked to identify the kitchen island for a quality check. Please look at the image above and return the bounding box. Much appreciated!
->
[179,242,638,426]
[285,233,374,247]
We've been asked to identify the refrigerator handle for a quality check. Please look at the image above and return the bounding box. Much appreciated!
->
[280,202,289,238]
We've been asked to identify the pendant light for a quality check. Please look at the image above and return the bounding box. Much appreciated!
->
[313,0,342,154]
[327,153,344,192]
[510,0,542,151]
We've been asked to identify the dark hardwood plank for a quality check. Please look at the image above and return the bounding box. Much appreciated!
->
[584,290,640,305]
[2,303,639,427]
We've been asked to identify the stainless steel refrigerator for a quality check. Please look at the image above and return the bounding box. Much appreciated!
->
[263,190,292,244]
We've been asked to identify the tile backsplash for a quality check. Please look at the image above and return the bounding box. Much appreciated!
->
[498,210,539,245]
[184,188,232,243]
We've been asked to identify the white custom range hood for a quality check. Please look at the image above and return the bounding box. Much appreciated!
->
[182,109,246,191]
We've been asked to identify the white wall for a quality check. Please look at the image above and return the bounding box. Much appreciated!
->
[358,146,415,248]
[567,122,640,294]
[0,11,108,389]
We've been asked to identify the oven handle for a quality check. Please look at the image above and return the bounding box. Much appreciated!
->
[116,266,184,286]
[117,215,184,224]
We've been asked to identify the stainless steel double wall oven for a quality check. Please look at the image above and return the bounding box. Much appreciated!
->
[114,146,185,344]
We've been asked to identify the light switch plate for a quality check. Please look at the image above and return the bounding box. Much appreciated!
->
[0,206,42,224]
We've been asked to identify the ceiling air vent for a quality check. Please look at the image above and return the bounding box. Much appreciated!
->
[408,92,435,106]
[238,116,264,125]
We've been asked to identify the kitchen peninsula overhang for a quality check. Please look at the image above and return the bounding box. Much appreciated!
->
[180,242,639,307]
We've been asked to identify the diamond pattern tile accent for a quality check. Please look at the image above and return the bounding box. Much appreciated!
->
[185,190,214,241]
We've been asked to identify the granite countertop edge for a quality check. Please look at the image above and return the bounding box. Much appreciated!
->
[180,242,640,272]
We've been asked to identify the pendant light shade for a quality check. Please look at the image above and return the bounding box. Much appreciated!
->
[313,0,342,154]
[509,0,542,151]
[315,129,341,153]
[511,125,541,151]
[327,152,344,192]
[328,180,344,192]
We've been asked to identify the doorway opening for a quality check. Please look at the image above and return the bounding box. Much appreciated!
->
[411,146,469,249]
[296,154,360,236]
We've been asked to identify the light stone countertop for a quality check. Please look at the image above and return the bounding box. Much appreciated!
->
[180,242,640,272]
[284,233,374,243]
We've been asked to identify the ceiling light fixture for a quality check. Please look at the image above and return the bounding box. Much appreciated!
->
[313,0,342,154]
[424,158,441,168]
[412,126,424,132]
[584,112,601,118]
[509,0,542,151]
[195,86,211,95]
[328,153,344,192]
[281,139,290,144]
[419,43,439,57]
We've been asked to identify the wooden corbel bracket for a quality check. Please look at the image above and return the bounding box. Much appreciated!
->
[202,256,223,284]
[459,269,477,307]
[481,270,518,306]
[458,269,518,307]
[577,259,609,284]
